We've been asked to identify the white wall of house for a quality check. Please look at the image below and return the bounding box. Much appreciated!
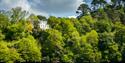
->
[39,20,49,30]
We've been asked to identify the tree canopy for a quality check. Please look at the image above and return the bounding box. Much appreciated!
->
[0,0,125,62]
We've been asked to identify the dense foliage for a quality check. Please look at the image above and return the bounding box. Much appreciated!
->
[1,0,125,63]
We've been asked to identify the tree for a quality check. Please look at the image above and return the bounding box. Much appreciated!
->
[14,35,41,62]
[94,19,113,33]
[99,32,122,62]
[0,30,5,41]
[91,0,107,10]
[42,29,64,63]
[0,41,20,63]
[0,13,9,30]
[48,16,61,29]
[28,14,41,38]
[78,15,95,34]
[10,7,28,23]
[5,22,27,41]
[114,26,125,62]
[76,3,91,18]
[77,30,101,63]
[110,0,125,7]
[37,15,47,21]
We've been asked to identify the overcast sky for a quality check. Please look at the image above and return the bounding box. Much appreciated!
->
[0,0,87,17]
[0,0,111,17]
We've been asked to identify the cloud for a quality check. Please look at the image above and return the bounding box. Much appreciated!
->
[0,0,18,10]
[0,0,83,17]
[106,0,111,3]
[68,16,77,18]
[28,0,83,16]
[29,0,82,12]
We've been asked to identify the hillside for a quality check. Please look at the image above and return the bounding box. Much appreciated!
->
[0,0,125,63]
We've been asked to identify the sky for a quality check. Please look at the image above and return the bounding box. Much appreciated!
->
[0,0,111,17]
[0,0,85,17]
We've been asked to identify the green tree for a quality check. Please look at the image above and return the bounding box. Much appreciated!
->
[114,26,125,62]
[48,16,61,29]
[42,29,64,63]
[37,15,47,21]
[0,30,5,41]
[77,3,91,18]
[78,30,101,63]
[0,13,9,30]
[99,32,122,62]
[5,22,27,40]
[14,35,41,62]
[10,7,28,23]
[78,15,95,34]
[91,0,107,9]
[0,41,20,63]
[94,19,113,33]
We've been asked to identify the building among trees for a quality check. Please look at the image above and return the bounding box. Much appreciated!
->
[39,20,49,30]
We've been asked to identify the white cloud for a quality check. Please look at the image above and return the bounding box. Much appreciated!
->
[0,0,83,17]
[16,0,30,11]
[28,0,83,13]
[68,16,77,18]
